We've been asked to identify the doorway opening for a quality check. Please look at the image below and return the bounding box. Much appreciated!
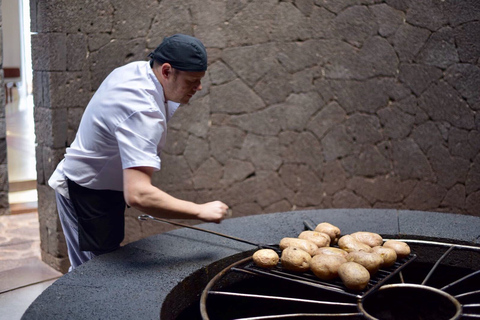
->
[3,0,37,214]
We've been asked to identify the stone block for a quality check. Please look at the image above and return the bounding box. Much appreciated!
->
[466,154,480,194]
[224,0,277,47]
[416,27,459,69]
[411,121,445,153]
[270,2,312,42]
[112,0,157,39]
[146,0,193,48]
[184,135,210,172]
[47,71,91,108]
[66,34,87,71]
[152,153,193,191]
[418,81,475,130]
[208,126,246,165]
[405,0,448,31]
[322,160,346,196]
[345,113,382,144]
[0,139,6,164]
[34,107,68,148]
[393,23,431,62]
[222,159,255,186]
[208,61,237,86]
[370,3,405,37]
[238,134,282,171]
[67,107,85,145]
[399,63,443,96]
[31,33,67,71]
[168,96,210,138]
[309,6,335,39]
[341,145,391,177]
[163,129,188,156]
[190,0,226,48]
[307,101,346,140]
[332,189,370,208]
[0,164,8,192]
[441,184,466,210]
[466,191,480,216]
[454,22,480,64]
[391,138,435,180]
[330,5,378,47]
[404,181,447,211]
[210,79,265,114]
[192,157,224,190]
[448,127,480,161]
[65,0,114,34]
[321,125,354,161]
[444,0,480,27]
[377,104,416,139]
[222,43,278,86]
[254,66,293,105]
[347,176,415,204]
[0,119,5,140]
[445,63,480,107]
[88,39,148,89]
[280,132,324,174]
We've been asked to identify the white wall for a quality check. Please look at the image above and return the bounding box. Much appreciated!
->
[2,0,22,68]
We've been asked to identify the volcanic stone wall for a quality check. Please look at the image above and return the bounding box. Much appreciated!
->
[0,0,10,216]
[31,0,480,272]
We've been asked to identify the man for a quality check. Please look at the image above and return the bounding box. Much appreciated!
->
[48,34,229,271]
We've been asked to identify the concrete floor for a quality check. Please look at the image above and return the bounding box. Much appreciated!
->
[0,88,62,320]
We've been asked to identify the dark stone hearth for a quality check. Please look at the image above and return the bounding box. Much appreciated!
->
[21,209,480,320]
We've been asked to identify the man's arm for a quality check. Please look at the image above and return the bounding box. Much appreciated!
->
[123,167,229,223]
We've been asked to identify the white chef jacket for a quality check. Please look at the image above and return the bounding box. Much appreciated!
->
[48,61,180,198]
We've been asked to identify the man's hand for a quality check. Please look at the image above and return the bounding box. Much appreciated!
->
[197,201,230,223]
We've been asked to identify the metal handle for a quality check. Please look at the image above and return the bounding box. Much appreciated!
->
[138,214,273,249]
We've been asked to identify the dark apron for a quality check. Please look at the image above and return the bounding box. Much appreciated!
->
[67,179,126,253]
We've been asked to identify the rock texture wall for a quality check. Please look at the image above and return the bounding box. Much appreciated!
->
[31,0,480,272]
[0,0,11,216]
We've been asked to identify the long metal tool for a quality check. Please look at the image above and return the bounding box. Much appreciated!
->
[138,214,277,250]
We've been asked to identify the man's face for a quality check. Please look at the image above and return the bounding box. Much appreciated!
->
[164,69,205,104]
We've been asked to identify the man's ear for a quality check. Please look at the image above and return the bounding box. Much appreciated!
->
[160,63,173,79]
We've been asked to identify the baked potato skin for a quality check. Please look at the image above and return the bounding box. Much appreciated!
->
[383,240,411,259]
[298,231,331,248]
[372,246,397,268]
[279,237,318,256]
[314,222,341,244]
[346,251,383,275]
[281,247,311,272]
[338,262,370,291]
[310,254,347,280]
[350,231,383,247]
[338,235,373,253]
[253,249,279,269]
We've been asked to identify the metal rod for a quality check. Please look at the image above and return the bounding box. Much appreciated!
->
[462,315,480,318]
[456,289,480,299]
[422,245,456,285]
[233,313,362,320]
[464,304,480,308]
[138,214,273,249]
[441,269,480,291]
[208,291,357,307]
[385,239,480,252]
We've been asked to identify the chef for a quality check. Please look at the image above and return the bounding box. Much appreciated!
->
[48,34,230,271]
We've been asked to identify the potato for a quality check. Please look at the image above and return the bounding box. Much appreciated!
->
[310,254,347,280]
[346,251,383,275]
[279,237,318,256]
[315,247,348,258]
[314,222,341,244]
[372,246,397,268]
[338,235,373,253]
[338,262,370,291]
[350,231,383,247]
[253,249,279,269]
[281,247,311,272]
[298,231,331,248]
[383,240,411,259]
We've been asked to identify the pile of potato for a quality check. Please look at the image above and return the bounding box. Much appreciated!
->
[252,222,411,291]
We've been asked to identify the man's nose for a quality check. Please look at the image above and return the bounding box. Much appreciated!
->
[195,83,203,91]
